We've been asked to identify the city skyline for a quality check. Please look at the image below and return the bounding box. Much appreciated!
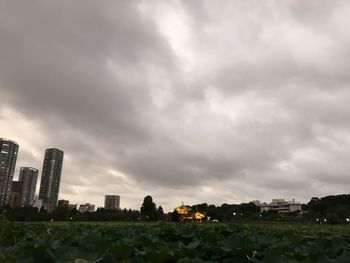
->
[0,136,343,213]
[1,1,350,212]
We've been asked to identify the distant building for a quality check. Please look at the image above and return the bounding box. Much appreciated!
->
[0,138,19,207]
[8,181,22,208]
[68,204,77,210]
[260,199,302,213]
[175,203,205,222]
[79,203,95,213]
[38,148,64,212]
[57,199,69,207]
[104,195,120,210]
[19,167,38,207]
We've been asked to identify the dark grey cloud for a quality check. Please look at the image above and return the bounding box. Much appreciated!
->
[1,0,350,210]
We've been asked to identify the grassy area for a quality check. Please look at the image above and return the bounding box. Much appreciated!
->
[18,220,350,231]
[1,221,350,262]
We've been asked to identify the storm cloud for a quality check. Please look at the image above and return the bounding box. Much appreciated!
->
[1,0,350,211]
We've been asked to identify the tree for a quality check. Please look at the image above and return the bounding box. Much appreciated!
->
[52,206,70,221]
[171,209,180,222]
[140,195,157,221]
[157,206,165,220]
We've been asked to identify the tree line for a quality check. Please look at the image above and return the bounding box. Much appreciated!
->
[2,195,165,222]
[2,194,350,224]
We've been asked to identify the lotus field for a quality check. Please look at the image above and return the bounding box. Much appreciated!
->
[1,221,350,262]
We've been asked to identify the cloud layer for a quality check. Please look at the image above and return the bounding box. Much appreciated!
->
[1,0,350,211]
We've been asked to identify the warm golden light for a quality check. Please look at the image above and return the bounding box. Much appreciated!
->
[174,203,205,222]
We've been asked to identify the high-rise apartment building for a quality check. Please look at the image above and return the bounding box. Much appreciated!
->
[104,195,120,210]
[38,148,64,212]
[0,138,19,207]
[19,167,38,207]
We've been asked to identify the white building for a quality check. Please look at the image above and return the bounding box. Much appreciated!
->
[79,203,95,213]
[259,199,302,213]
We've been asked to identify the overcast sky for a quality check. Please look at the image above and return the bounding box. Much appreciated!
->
[1,0,350,211]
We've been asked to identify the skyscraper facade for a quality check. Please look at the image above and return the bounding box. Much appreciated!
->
[104,195,120,210]
[0,138,19,207]
[19,167,38,207]
[38,148,64,212]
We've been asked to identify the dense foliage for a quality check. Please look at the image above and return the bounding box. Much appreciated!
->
[3,207,142,222]
[304,195,350,224]
[1,221,350,262]
[140,196,164,221]
[4,194,350,224]
[189,203,261,221]
[189,195,350,223]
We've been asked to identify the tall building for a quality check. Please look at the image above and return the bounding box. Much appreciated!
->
[0,138,19,207]
[19,167,38,207]
[38,148,64,212]
[104,195,120,210]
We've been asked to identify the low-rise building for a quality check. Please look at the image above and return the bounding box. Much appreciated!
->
[79,203,95,213]
[58,199,69,207]
[68,204,77,210]
[260,199,302,213]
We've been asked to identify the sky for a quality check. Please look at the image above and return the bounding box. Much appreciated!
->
[1,0,350,212]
